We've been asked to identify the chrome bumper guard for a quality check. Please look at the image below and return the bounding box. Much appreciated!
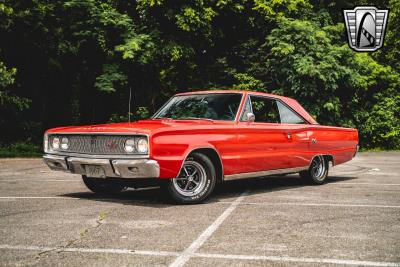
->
[43,154,160,178]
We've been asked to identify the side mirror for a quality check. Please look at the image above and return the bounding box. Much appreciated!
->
[246,112,255,123]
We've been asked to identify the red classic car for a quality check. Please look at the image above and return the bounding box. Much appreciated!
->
[43,90,359,204]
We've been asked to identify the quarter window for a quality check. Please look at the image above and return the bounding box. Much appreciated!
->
[277,101,305,124]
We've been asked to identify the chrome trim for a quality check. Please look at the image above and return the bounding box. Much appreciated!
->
[46,132,149,135]
[43,154,69,172]
[151,92,245,122]
[151,96,175,119]
[111,159,159,178]
[234,93,246,122]
[224,154,336,181]
[274,97,308,124]
[240,94,310,124]
[246,112,255,123]
[45,152,149,159]
[44,132,150,158]
[68,157,115,176]
[224,166,309,181]
[238,94,253,122]
[43,133,49,153]
[43,154,159,178]
[354,145,359,157]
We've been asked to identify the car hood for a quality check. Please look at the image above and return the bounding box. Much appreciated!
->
[46,119,225,135]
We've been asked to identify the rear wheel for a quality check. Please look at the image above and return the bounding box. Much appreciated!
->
[163,152,216,204]
[82,176,125,194]
[299,155,329,184]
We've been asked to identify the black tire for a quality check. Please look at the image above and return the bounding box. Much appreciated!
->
[299,155,329,184]
[163,152,217,204]
[82,176,125,194]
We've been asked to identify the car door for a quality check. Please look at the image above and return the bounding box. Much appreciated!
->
[236,95,294,173]
[275,100,312,168]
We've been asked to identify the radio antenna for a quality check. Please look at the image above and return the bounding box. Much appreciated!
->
[128,86,132,123]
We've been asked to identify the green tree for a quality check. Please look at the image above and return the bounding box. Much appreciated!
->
[0,0,399,150]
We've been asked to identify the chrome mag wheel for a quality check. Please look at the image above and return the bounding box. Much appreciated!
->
[299,155,329,184]
[311,155,326,181]
[172,161,207,197]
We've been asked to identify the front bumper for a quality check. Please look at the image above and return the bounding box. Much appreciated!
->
[43,154,160,178]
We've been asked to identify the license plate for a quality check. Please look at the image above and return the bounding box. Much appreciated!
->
[85,165,106,178]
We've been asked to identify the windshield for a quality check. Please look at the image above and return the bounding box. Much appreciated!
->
[153,93,243,121]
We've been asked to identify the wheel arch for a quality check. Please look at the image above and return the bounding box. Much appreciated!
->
[309,154,335,167]
[183,147,224,183]
[322,154,335,166]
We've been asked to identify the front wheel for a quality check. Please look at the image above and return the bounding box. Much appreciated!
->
[299,155,329,184]
[163,153,217,204]
[82,176,125,194]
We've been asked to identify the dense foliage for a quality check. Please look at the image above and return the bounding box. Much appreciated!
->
[0,0,399,150]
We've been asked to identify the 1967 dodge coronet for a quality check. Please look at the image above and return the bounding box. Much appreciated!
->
[43,90,359,204]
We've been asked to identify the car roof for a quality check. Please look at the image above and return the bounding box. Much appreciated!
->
[175,90,293,102]
[176,89,275,97]
[174,90,318,124]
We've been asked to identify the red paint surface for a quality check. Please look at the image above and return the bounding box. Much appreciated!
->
[46,91,358,178]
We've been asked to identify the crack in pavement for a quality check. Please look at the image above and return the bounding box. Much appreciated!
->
[34,211,107,260]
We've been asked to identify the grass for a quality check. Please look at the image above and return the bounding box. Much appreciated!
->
[359,147,400,152]
[0,142,42,158]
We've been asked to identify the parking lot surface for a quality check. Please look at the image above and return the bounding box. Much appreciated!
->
[0,152,399,267]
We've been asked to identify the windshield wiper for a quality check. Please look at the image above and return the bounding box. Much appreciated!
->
[153,117,172,120]
[181,117,214,121]
[153,117,214,121]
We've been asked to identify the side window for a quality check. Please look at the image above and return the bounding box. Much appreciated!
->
[249,96,280,123]
[277,101,306,124]
[240,97,252,121]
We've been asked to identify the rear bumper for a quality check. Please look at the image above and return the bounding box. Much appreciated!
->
[353,145,360,157]
[43,154,160,178]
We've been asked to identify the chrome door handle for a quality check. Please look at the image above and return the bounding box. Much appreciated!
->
[287,132,292,139]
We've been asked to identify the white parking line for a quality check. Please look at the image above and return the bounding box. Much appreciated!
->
[193,252,400,267]
[219,201,400,209]
[0,179,80,182]
[1,245,399,267]
[1,197,399,210]
[0,196,70,199]
[337,182,400,186]
[169,190,249,267]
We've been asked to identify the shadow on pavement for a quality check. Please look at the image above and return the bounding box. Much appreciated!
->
[60,174,358,207]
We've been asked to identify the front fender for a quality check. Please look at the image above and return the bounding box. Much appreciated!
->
[151,133,216,178]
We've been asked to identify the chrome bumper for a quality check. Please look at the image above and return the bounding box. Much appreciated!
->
[43,154,160,178]
[354,145,360,157]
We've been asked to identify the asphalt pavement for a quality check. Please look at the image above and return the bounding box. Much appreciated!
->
[0,152,399,267]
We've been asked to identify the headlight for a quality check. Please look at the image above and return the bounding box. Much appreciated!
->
[124,139,135,153]
[136,138,148,153]
[61,137,69,150]
[52,137,60,150]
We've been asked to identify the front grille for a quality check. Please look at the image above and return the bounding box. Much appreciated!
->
[48,134,147,155]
